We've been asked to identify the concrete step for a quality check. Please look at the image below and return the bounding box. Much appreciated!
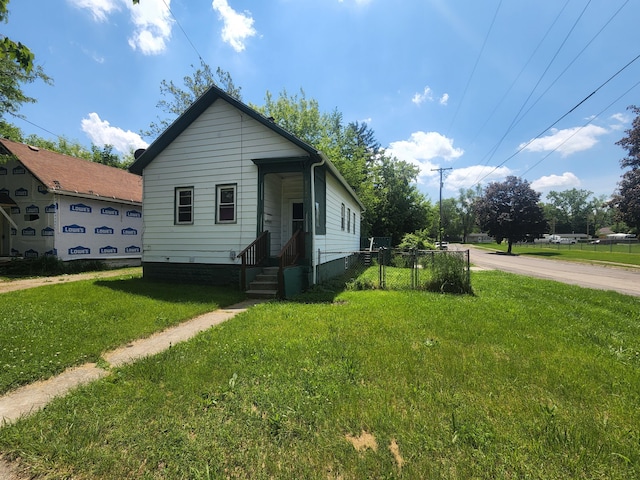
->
[255,273,278,282]
[249,280,278,291]
[245,289,278,299]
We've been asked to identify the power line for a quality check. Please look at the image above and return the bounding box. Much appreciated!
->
[432,167,452,247]
[520,77,640,178]
[446,0,503,135]
[471,0,594,186]
[162,0,205,64]
[473,52,640,187]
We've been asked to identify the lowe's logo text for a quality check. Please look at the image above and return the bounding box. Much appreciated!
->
[126,210,142,218]
[63,224,86,234]
[125,245,141,253]
[122,227,138,235]
[70,203,92,213]
[95,226,114,234]
[69,246,90,255]
[100,246,118,254]
[101,207,119,216]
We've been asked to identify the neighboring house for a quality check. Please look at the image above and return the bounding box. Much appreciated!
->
[129,85,364,297]
[0,138,143,264]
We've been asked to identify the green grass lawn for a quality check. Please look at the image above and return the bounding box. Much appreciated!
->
[0,271,245,394]
[1,271,639,479]
[472,242,640,267]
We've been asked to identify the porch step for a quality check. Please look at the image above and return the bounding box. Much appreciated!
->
[246,266,279,299]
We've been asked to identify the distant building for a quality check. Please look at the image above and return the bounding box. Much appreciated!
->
[0,139,143,264]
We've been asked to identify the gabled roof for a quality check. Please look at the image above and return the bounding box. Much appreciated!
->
[129,84,324,175]
[0,138,142,205]
[128,85,364,210]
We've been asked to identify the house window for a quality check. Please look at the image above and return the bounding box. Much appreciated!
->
[347,208,351,233]
[175,187,193,225]
[217,184,236,223]
[353,212,356,234]
[341,203,345,231]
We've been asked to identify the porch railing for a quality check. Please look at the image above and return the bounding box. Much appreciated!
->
[277,229,305,296]
[237,231,270,289]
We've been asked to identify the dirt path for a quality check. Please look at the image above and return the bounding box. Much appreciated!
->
[0,267,141,294]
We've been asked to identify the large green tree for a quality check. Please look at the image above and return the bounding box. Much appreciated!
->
[456,186,481,242]
[474,176,547,254]
[0,0,51,120]
[545,188,594,235]
[256,89,432,241]
[610,105,640,232]
[143,60,241,138]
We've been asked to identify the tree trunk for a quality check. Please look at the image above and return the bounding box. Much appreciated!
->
[507,239,513,254]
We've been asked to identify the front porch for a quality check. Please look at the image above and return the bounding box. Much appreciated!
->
[238,229,308,299]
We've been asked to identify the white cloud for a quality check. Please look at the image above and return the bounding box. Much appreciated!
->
[530,172,581,192]
[387,131,464,179]
[126,0,173,55]
[67,0,120,22]
[445,165,513,191]
[411,86,449,107]
[519,125,608,157]
[81,112,149,154]
[212,0,257,52]
[609,112,630,131]
[69,0,173,55]
[412,87,433,105]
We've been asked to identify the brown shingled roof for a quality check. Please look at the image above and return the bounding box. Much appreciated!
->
[0,138,142,204]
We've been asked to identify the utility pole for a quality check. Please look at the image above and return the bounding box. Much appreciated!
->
[431,167,452,248]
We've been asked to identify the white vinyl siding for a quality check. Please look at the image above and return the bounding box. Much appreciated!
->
[141,99,307,264]
[313,171,361,263]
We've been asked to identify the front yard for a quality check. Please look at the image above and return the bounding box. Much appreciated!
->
[1,270,639,478]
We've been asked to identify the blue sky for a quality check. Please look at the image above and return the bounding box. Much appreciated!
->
[4,0,640,202]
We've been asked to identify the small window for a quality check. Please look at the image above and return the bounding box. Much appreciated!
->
[175,187,193,225]
[341,203,345,231]
[217,184,237,223]
[353,212,356,234]
[347,208,351,233]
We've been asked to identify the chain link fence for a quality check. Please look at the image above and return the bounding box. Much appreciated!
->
[318,248,472,294]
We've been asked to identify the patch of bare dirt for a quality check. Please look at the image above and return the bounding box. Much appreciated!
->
[388,439,404,470]
[345,430,378,452]
[0,456,29,480]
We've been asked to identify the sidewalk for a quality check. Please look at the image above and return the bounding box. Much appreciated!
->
[0,298,263,425]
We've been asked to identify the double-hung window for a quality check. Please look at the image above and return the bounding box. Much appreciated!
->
[217,184,237,223]
[347,207,351,233]
[341,203,345,230]
[175,187,194,224]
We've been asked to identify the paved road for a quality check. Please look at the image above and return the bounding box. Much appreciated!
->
[459,245,640,297]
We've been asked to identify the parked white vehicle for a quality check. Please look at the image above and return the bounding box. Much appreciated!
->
[548,235,576,244]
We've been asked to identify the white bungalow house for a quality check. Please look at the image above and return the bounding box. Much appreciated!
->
[129,85,364,297]
[0,138,143,264]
